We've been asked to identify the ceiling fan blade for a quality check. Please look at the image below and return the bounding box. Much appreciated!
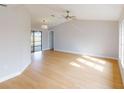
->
[67,16,75,19]
[69,15,75,17]
[0,4,7,7]
[72,17,77,20]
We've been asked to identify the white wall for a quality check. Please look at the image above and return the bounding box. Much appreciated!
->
[0,5,31,82]
[50,20,119,59]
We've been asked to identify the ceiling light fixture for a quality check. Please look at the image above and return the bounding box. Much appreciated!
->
[41,20,48,29]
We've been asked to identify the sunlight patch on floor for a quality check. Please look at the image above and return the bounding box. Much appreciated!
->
[76,57,104,72]
[74,57,104,72]
[82,55,106,65]
[70,62,81,67]
[69,56,105,72]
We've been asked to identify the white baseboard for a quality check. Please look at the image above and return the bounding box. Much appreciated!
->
[54,49,118,60]
[0,63,31,83]
[0,71,22,83]
[42,48,50,51]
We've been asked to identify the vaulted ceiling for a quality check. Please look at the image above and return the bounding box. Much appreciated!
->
[24,4,124,29]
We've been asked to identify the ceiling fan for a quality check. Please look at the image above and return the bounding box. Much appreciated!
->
[63,10,76,20]
[0,4,7,7]
[50,10,76,20]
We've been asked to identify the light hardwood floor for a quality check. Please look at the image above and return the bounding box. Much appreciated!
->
[0,50,123,89]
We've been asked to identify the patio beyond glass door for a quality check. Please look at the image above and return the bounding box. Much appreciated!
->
[31,31,42,52]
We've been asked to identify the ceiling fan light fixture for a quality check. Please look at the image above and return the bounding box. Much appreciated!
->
[64,10,75,20]
[41,19,48,29]
[41,24,48,29]
[66,17,72,20]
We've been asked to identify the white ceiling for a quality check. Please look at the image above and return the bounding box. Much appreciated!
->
[24,4,124,29]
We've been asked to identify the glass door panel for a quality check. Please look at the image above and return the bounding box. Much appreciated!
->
[31,31,42,52]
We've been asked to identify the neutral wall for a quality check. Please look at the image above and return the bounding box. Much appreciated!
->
[0,6,31,82]
[50,20,119,59]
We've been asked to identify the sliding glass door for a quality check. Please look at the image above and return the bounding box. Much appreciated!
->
[31,31,42,52]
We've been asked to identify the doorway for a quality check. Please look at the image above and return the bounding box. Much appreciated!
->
[49,31,54,50]
[31,31,42,52]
